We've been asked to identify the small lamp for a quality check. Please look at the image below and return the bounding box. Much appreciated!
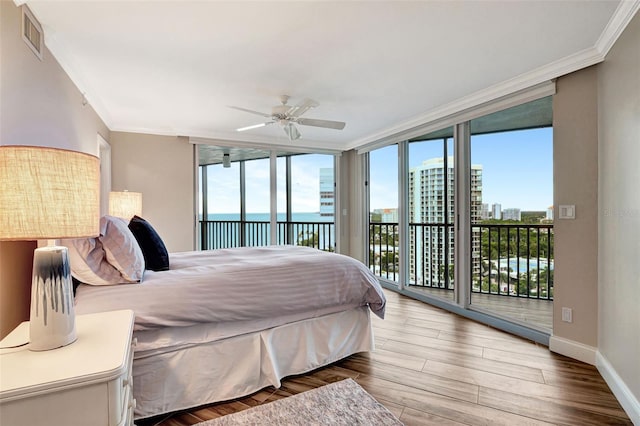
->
[109,190,142,220]
[0,146,100,351]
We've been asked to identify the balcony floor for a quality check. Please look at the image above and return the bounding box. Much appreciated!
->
[402,285,553,331]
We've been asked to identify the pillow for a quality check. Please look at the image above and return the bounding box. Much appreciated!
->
[100,215,145,282]
[62,238,125,285]
[128,215,170,271]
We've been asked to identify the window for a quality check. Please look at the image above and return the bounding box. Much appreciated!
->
[368,144,399,282]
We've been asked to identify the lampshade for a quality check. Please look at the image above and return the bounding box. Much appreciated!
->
[0,145,100,351]
[109,191,142,219]
[0,145,100,240]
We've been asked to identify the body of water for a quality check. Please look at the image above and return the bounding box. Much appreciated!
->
[203,212,333,222]
[200,212,335,249]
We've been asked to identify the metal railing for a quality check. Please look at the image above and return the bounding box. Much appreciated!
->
[200,220,335,252]
[473,223,553,300]
[368,222,554,300]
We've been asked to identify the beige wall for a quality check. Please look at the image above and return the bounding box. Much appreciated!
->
[0,242,35,339]
[552,66,599,347]
[109,132,195,252]
[0,2,110,338]
[0,2,109,153]
[597,11,640,406]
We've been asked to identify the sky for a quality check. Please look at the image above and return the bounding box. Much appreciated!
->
[203,127,553,214]
[204,154,334,214]
[370,127,553,212]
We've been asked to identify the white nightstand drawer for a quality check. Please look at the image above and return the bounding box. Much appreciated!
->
[0,310,135,426]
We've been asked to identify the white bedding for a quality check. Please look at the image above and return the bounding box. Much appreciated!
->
[74,245,384,419]
[75,246,385,333]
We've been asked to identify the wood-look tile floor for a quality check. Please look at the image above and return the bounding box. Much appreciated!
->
[137,289,631,426]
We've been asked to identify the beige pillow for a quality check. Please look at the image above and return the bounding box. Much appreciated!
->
[100,215,145,282]
[63,238,125,285]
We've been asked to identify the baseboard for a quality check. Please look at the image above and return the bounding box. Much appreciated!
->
[549,335,597,365]
[596,352,640,425]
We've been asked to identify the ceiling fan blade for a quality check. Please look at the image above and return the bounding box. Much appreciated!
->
[229,106,272,118]
[296,117,346,130]
[237,122,272,132]
[287,98,319,118]
[282,122,301,141]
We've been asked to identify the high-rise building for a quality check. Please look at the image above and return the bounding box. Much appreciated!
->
[408,157,483,287]
[480,203,491,220]
[319,168,334,217]
[492,203,502,220]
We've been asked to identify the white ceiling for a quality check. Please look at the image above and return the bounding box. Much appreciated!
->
[24,0,635,152]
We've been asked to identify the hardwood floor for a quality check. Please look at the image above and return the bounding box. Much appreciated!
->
[137,289,630,426]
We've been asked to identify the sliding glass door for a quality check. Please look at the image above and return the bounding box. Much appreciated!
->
[365,94,554,335]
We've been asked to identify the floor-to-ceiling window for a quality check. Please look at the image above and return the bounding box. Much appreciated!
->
[368,144,399,283]
[469,96,553,331]
[198,147,336,252]
[405,127,455,301]
[364,89,554,340]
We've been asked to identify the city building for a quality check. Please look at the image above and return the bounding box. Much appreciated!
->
[546,206,554,220]
[492,203,502,220]
[373,208,398,223]
[480,203,491,220]
[318,168,334,217]
[408,157,482,286]
[503,208,522,221]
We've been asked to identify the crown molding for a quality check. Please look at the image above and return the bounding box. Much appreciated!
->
[346,45,604,151]
[595,0,640,56]
[346,2,639,151]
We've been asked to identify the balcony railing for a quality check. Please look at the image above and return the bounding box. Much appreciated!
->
[200,220,335,252]
[369,222,554,300]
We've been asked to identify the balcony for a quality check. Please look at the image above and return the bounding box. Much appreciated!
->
[200,219,335,251]
[369,222,554,330]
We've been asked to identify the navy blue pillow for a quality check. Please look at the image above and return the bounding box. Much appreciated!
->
[128,215,169,271]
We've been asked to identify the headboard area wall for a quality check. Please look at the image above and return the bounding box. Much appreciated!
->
[0,242,36,339]
[1,2,110,338]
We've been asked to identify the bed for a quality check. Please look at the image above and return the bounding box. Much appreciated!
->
[72,241,386,420]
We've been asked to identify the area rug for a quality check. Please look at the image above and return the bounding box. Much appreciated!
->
[195,378,403,425]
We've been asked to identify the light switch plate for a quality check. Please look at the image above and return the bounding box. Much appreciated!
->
[559,205,575,219]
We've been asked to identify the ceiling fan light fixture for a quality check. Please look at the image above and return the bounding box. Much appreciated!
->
[222,153,231,168]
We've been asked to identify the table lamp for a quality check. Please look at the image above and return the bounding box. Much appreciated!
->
[109,190,142,220]
[0,146,100,351]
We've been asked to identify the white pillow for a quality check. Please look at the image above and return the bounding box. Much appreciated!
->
[63,238,125,285]
[99,215,145,282]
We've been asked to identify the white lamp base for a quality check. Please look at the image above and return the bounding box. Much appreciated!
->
[29,246,77,351]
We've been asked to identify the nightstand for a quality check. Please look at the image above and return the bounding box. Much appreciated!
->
[0,310,136,426]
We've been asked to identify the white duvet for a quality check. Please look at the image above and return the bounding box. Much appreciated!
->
[74,246,385,332]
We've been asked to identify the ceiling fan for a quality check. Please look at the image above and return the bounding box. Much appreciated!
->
[230,95,346,141]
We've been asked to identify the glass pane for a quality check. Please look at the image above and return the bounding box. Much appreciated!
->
[369,144,399,283]
[244,157,271,246]
[469,97,553,331]
[406,127,455,301]
[202,162,240,249]
[289,154,335,251]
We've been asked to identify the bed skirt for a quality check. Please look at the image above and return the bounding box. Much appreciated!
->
[133,306,374,419]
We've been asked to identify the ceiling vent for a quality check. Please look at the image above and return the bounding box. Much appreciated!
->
[22,6,43,60]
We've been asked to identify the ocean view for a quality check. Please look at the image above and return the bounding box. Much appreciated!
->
[202,212,333,222]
